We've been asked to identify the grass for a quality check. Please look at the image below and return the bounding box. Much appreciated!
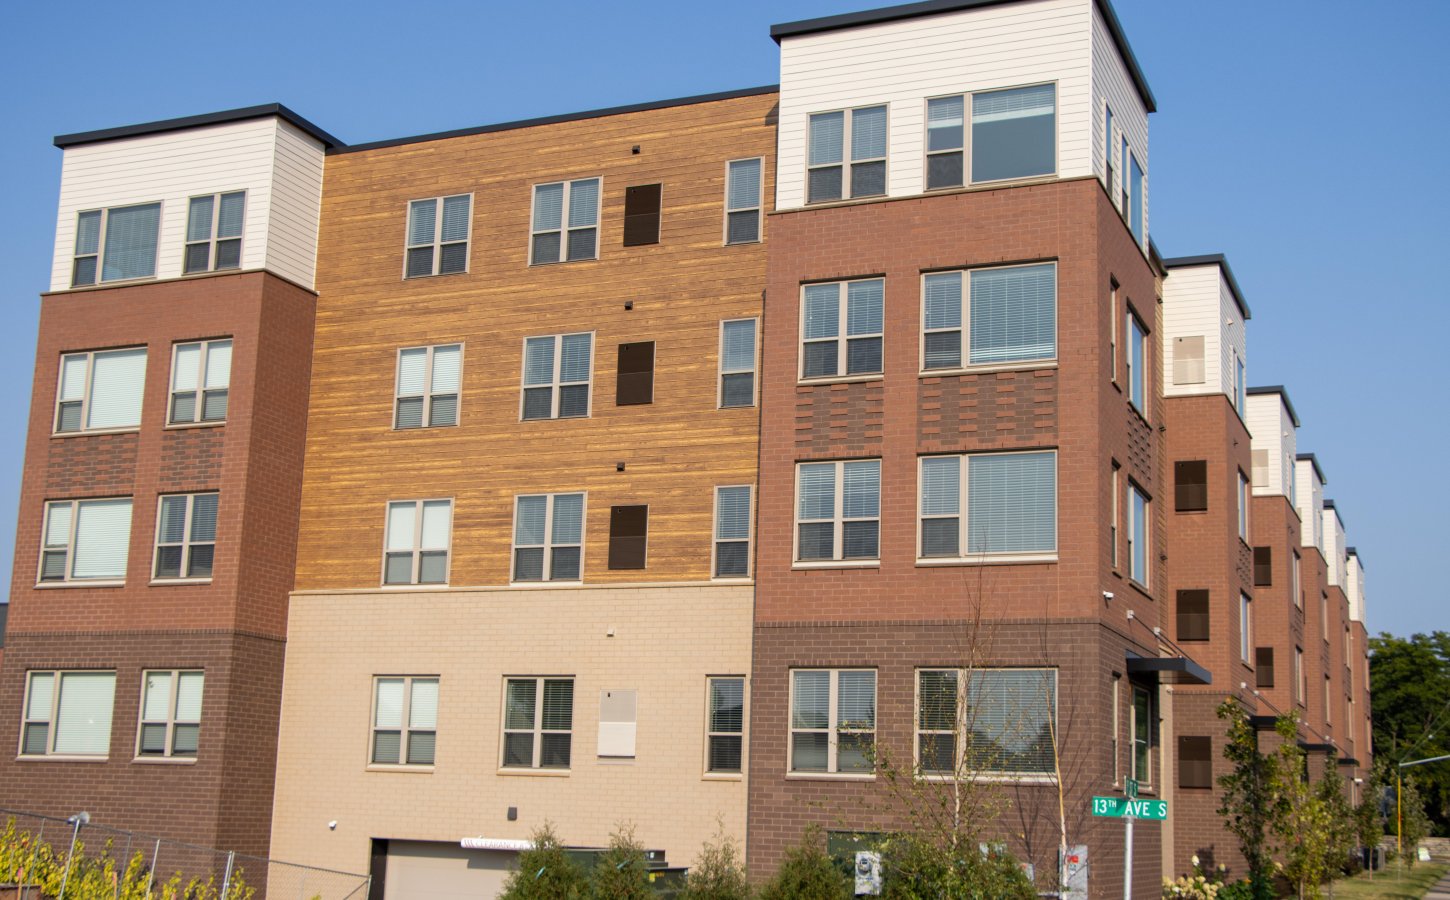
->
[1327,861,1447,899]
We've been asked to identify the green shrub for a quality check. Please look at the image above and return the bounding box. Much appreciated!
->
[500,823,587,900]
[879,835,1035,900]
[680,825,751,900]
[757,826,850,900]
[589,826,652,900]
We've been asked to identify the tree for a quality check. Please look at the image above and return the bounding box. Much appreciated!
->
[1216,699,1278,900]
[680,823,751,900]
[500,823,587,900]
[1369,631,1450,836]
[756,826,849,900]
[589,826,652,900]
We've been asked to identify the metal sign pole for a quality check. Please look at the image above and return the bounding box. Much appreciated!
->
[1123,814,1133,900]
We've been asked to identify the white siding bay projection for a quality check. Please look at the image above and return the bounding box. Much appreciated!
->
[1295,457,1325,553]
[1246,391,1296,499]
[51,116,326,291]
[1090,0,1148,222]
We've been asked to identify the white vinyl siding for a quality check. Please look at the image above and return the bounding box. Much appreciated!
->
[383,500,452,586]
[52,117,327,291]
[372,676,438,767]
[137,670,203,758]
[1294,459,1325,553]
[169,339,231,425]
[918,451,1057,561]
[1245,392,1296,499]
[40,498,133,584]
[22,670,116,757]
[1091,0,1149,227]
[1161,263,1245,403]
[54,347,147,433]
[395,344,462,429]
[790,669,875,775]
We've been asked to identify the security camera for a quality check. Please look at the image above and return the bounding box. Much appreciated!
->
[1102,591,1114,601]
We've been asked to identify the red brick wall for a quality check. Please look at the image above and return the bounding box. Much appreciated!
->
[1247,495,1305,716]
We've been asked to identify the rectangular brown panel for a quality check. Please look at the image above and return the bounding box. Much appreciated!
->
[608,505,648,569]
[1256,647,1275,688]
[1174,460,1207,512]
[1253,546,1272,586]
[1178,735,1212,789]
[1176,589,1209,641]
[616,341,655,406]
[623,183,662,246]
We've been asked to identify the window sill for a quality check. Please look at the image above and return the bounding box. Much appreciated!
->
[703,772,744,782]
[508,580,584,588]
[496,767,570,777]
[528,258,598,268]
[597,757,635,765]
[366,764,435,774]
[51,427,141,439]
[918,772,1058,785]
[34,580,125,589]
[723,238,762,247]
[797,374,883,387]
[792,560,879,571]
[518,416,593,424]
[919,360,1057,378]
[149,578,213,587]
[391,424,460,433]
[379,583,449,590]
[786,772,875,782]
[17,754,109,763]
[915,554,1056,568]
[401,271,469,282]
[710,576,754,585]
[164,421,226,432]
[716,403,758,411]
[132,756,198,765]
[1127,578,1153,599]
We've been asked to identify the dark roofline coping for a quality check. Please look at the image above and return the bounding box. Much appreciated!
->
[770,0,1155,113]
[1323,499,1346,528]
[1161,253,1252,320]
[334,85,780,155]
[1295,452,1327,484]
[54,103,343,150]
[1245,385,1300,427]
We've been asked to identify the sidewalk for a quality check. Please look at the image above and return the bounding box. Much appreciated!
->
[1426,869,1450,899]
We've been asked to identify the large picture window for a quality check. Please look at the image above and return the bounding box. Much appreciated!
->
[72,203,161,286]
[40,498,133,583]
[55,347,147,433]
[919,451,1056,559]
[971,84,1056,183]
[917,668,1057,776]
[22,671,116,757]
[923,264,1056,370]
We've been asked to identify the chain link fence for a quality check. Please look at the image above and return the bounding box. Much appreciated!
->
[0,808,369,900]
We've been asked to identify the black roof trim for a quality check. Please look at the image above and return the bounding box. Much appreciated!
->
[769,0,1155,113]
[1347,547,1363,570]
[1296,453,1327,484]
[1248,715,1278,731]
[55,103,343,150]
[1324,499,1345,527]
[1245,385,1300,427]
[1125,654,1211,685]
[1161,253,1252,320]
[334,85,780,155]
[1337,757,1360,767]
[1299,741,1337,754]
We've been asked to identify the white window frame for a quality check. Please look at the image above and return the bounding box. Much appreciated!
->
[53,347,148,435]
[916,450,1058,563]
[919,263,1058,374]
[923,94,966,191]
[153,492,218,581]
[501,676,574,770]
[530,178,600,265]
[39,497,133,585]
[1104,102,1116,200]
[1237,471,1251,542]
[71,202,161,287]
[1240,593,1253,664]
[718,318,758,409]
[370,675,439,767]
[394,343,463,429]
[136,669,204,760]
[381,499,453,586]
[923,82,1059,190]
[511,492,586,583]
[1293,551,1303,609]
[1110,463,1120,569]
[788,668,876,776]
[20,670,116,758]
[1130,684,1152,786]
[794,460,881,565]
[723,158,763,245]
[1128,482,1149,587]
[712,485,753,580]
[167,339,231,426]
[806,105,888,203]
[1126,309,1148,417]
[705,675,746,775]
[183,191,245,275]
[1295,646,1306,705]
[404,194,472,278]
[799,278,884,381]
[914,667,1059,780]
[520,332,594,420]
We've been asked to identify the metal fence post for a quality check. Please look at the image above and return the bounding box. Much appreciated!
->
[145,837,160,896]
[58,813,85,900]
[222,849,235,897]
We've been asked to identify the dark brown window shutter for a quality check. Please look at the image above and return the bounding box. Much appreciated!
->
[1174,460,1208,512]
[608,505,648,570]
[1253,546,1272,586]
[1179,736,1212,789]
[616,342,655,406]
[623,183,662,247]
[1256,647,1275,688]
[1177,589,1209,641]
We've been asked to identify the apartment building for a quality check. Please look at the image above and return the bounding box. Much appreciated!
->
[0,105,332,855]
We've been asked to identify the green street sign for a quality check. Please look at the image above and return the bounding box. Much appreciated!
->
[1091,796,1167,820]
[1125,778,1139,799]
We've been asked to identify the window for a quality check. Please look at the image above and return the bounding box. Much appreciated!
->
[1174,461,1208,512]
[405,195,471,277]
[1320,593,1329,641]
[1295,646,1306,704]
[707,677,745,773]
[184,192,245,274]
[607,505,648,570]
[1130,685,1152,784]
[808,106,887,203]
[1256,648,1275,688]
[1179,736,1211,789]
[522,333,592,420]
[21,671,115,757]
[395,344,461,428]
[622,184,662,247]
[714,485,752,578]
[372,676,438,766]
[790,669,875,774]
[502,677,573,769]
[1128,483,1149,585]
[1235,354,1246,415]
[71,203,161,286]
[917,668,1057,777]
[918,451,1057,559]
[925,95,964,189]
[1108,279,1119,381]
[801,279,883,379]
[1129,154,1145,246]
[1111,675,1121,783]
[138,670,203,758]
[1126,312,1147,414]
[1240,593,1253,664]
[1119,137,1130,213]
[615,342,654,406]
[54,347,147,433]
[382,499,452,585]
[725,158,762,244]
[972,84,1056,184]
[1176,589,1209,642]
[169,340,231,425]
[1325,675,1332,724]
[1253,547,1272,586]
[922,263,1056,370]
[40,498,132,583]
[1293,552,1303,609]
[1104,103,1115,198]
[719,319,757,408]
[513,493,584,582]
[1110,463,1120,568]
[531,178,600,264]
[796,460,880,562]
[154,493,218,580]
[1237,472,1250,541]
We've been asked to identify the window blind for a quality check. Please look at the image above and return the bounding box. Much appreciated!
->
[966,452,1055,554]
[965,669,1055,773]
[792,671,829,729]
[559,334,591,383]
[431,345,460,394]
[727,159,760,210]
[515,496,546,545]
[551,494,583,544]
[568,179,599,228]
[53,672,115,755]
[28,673,55,721]
[927,96,964,150]
[217,193,245,238]
[101,203,160,282]
[175,672,203,721]
[72,499,132,579]
[809,112,844,165]
[187,196,214,242]
[533,184,563,231]
[441,196,470,242]
[846,280,883,336]
[798,464,835,520]
[87,348,146,430]
[385,502,415,552]
[969,264,1055,365]
[837,671,875,727]
[143,672,172,721]
[409,679,438,730]
[851,106,887,160]
[524,337,555,386]
[920,458,961,516]
[803,285,839,339]
[716,486,750,541]
[419,501,450,549]
[722,320,754,371]
[842,461,880,519]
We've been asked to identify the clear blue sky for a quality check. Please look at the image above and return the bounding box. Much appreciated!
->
[0,1,1444,638]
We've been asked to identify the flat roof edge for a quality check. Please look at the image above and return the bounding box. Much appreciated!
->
[54,103,343,150]
[1296,452,1327,485]
[1245,385,1300,427]
[1162,253,1252,320]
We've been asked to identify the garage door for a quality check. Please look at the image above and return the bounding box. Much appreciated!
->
[382,840,515,899]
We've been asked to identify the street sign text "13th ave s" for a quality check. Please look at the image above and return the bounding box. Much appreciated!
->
[1091,796,1167,820]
